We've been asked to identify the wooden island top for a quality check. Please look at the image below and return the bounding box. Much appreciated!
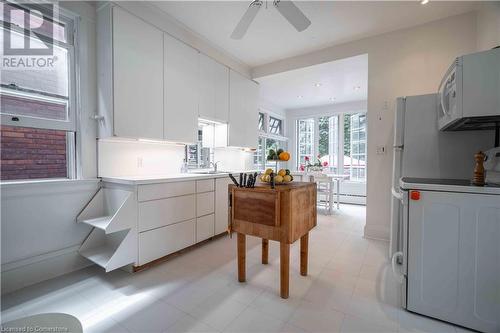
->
[229,182,317,298]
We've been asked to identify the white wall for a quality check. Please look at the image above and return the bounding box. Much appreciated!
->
[214,148,255,172]
[1,179,99,294]
[254,12,479,240]
[476,2,500,51]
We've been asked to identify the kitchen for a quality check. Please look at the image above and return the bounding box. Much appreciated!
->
[1,1,499,333]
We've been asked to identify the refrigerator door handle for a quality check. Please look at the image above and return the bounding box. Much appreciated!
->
[391,251,405,283]
[393,145,404,150]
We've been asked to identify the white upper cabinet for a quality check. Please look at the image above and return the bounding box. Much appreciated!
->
[164,34,199,144]
[112,6,164,140]
[228,70,259,148]
[199,53,229,123]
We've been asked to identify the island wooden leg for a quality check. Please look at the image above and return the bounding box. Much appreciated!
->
[262,239,269,264]
[300,233,309,276]
[237,233,246,282]
[280,242,290,299]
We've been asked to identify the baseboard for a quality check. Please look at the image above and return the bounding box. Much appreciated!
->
[1,246,93,295]
[363,224,390,241]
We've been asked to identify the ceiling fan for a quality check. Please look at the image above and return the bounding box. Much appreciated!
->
[231,0,311,39]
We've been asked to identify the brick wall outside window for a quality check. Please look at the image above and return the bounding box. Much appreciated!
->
[1,126,67,180]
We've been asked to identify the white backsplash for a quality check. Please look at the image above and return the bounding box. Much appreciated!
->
[98,139,185,177]
[214,148,255,172]
[98,139,256,178]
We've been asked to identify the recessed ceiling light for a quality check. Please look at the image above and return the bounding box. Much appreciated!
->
[314,83,322,87]
[297,95,303,99]
[329,97,336,101]
[421,0,429,4]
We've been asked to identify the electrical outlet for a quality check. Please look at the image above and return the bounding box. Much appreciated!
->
[376,146,386,155]
[137,157,143,168]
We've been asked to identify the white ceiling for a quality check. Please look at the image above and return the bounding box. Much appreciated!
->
[256,54,368,110]
[151,1,478,67]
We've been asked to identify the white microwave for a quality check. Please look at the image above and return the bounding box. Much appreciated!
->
[438,48,500,131]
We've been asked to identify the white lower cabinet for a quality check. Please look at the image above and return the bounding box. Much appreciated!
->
[100,176,230,269]
[197,192,215,217]
[139,219,196,265]
[138,195,195,232]
[215,177,232,235]
[196,214,215,242]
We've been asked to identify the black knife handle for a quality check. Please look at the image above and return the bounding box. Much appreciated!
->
[239,173,243,187]
[229,174,239,187]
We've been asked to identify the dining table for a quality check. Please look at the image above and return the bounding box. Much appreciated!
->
[294,172,350,214]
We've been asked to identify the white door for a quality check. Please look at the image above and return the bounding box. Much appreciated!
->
[407,190,500,333]
[198,53,229,123]
[112,6,163,140]
[228,70,258,148]
[198,53,216,120]
[164,33,199,143]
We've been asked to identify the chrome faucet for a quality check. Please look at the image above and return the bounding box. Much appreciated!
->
[210,161,221,173]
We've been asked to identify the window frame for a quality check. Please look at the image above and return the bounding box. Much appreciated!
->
[0,2,79,181]
[0,1,77,132]
[294,111,367,182]
[254,109,288,170]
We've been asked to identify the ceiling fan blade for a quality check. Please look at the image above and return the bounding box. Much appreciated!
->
[273,0,311,32]
[231,0,262,39]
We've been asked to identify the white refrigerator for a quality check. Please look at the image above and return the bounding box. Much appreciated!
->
[389,94,493,258]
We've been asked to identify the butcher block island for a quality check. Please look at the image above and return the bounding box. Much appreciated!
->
[229,182,317,298]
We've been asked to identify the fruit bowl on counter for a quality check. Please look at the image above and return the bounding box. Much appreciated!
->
[259,168,294,185]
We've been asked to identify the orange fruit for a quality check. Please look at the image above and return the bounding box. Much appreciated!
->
[279,152,290,161]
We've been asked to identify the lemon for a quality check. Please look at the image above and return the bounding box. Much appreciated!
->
[283,175,292,182]
[275,175,284,183]
[263,174,271,182]
[278,169,286,177]
[265,168,273,175]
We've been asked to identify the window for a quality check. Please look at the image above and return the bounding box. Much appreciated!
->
[296,118,314,168]
[318,116,339,173]
[345,113,367,181]
[295,112,366,181]
[0,2,76,181]
[185,125,212,169]
[258,112,265,132]
[254,110,287,170]
[268,116,283,135]
[253,137,287,170]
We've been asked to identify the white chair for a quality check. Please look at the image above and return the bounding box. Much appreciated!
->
[307,173,334,214]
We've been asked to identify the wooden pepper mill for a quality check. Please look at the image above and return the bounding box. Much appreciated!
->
[472,151,486,186]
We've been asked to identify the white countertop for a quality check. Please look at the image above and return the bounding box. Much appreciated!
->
[100,170,260,185]
[400,177,500,195]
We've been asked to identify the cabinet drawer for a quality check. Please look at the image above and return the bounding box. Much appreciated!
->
[138,181,195,201]
[196,214,215,242]
[138,219,196,265]
[139,195,195,232]
[197,192,214,217]
[196,179,215,193]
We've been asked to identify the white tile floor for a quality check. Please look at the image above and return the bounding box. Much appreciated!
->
[1,205,468,333]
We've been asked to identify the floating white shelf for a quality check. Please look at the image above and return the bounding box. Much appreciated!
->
[77,188,135,234]
[77,187,137,272]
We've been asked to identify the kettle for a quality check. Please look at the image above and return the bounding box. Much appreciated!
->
[484,147,500,185]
